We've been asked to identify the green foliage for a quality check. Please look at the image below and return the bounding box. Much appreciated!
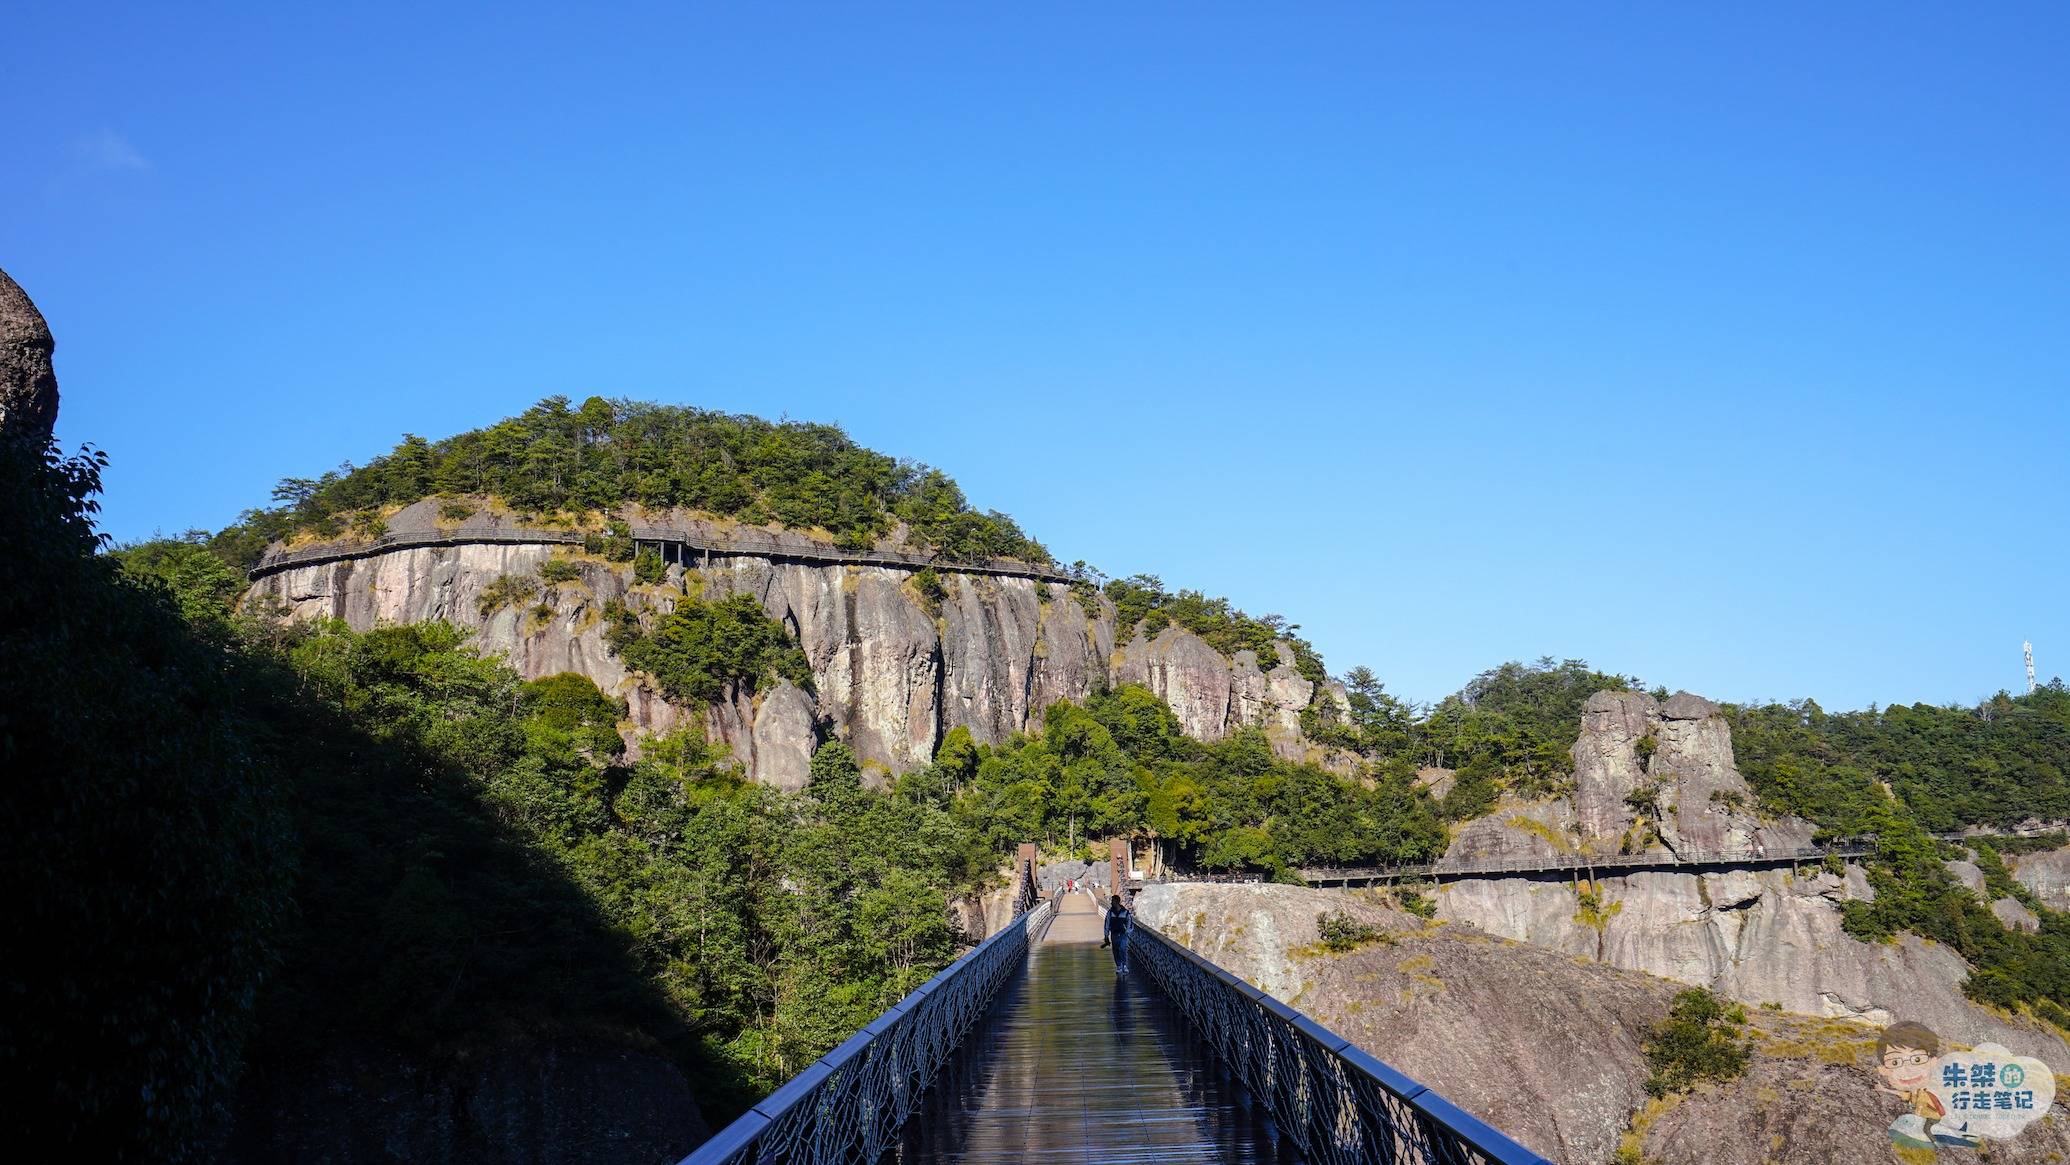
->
[1419,658,1637,798]
[1643,989,1751,1097]
[475,570,540,617]
[112,533,249,642]
[1396,887,1437,919]
[1101,574,1326,683]
[1309,659,1636,809]
[633,546,666,584]
[1725,693,2070,1022]
[250,618,985,1115]
[437,499,476,522]
[536,555,582,584]
[1727,691,2070,834]
[210,397,1048,569]
[607,593,812,705]
[1316,910,1392,952]
[911,566,946,615]
[1,440,293,1160]
[1990,830,2070,856]
[926,683,1446,877]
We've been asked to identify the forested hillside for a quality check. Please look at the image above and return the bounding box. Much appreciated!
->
[207,396,1049,568]
[12,390,2070,1160]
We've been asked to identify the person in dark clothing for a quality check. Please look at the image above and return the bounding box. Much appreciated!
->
[1100,893,1132,972]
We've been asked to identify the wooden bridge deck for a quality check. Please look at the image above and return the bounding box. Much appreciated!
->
[897,894,1276,1165]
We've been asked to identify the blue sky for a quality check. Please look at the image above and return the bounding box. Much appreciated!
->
[6,3,2065,709]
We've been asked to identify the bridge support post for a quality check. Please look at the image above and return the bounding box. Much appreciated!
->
[1110,837,1127,904]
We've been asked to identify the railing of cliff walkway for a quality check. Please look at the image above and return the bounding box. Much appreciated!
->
[1131,923,1553,1165]
[1296,837,1890,887]
[246,523,1081,585]
[679,857,1051,1165]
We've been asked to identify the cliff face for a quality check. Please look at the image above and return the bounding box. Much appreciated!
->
[246,529,1332,787]
[1135,883,2070,1165]
[1135,882,1677,1164]
[1434,691,2070,1064]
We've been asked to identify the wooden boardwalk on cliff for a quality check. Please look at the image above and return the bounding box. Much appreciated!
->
[897,892,1276,1165]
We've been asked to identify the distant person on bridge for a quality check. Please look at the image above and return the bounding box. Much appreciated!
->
[1100,893,1132,972]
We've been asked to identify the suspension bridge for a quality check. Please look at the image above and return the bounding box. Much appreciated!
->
[680,844,1549,1165]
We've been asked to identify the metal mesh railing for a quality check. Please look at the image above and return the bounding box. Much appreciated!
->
[1297,828,2033,887]
[246,523,1078,584]
[1131,924,1553,1165]
[679,896,1052,1165]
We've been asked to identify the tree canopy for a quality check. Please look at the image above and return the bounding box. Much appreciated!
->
[208,396,1050,568]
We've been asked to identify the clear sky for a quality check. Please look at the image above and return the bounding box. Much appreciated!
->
[6,3,2065,710]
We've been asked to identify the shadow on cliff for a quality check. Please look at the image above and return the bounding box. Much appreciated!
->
[224,647,734,1163]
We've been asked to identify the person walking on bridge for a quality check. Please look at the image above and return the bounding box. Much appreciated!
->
[1100,893,1132,973]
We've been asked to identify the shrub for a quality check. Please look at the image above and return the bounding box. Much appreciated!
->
[1643,989,1751,1097]
[477,572,540,617]
[912,567,946,614]
[348,510,388,540]
[536,557,581,584]
[438,500,475,522]
[608,594,812,704]
[633,548,666,585]
[1316,910,1391,953]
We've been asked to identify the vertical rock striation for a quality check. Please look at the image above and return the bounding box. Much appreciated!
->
[247,533,1333,787]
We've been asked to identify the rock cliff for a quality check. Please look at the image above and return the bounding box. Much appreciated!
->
[245,500,1335,787]
[0,266,60,441]
[1135,882,2070,1165]
[1135,882,1675,1163]
[1434,690,2070,1064]
[2011,844,2070,911]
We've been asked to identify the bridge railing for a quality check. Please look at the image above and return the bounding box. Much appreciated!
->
[680,886,1052,1165]
[1132,922,1553,1165]
[1298,839,1880,886]
[247,523,1080,584]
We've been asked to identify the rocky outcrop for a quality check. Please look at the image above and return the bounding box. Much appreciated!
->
[1436,690,2070,1065]
[1136,882,2070,1165]
[1438,866,2066,1061]
[227,1040,707,1164]
[1571,690,1809,855]
[1636,1037,2070,1165]
[246,502,1332,784]
[1992,896,2041,932]
[1136,882,1678,1164]
[0,267,59,441]
[2010,843,2070,911]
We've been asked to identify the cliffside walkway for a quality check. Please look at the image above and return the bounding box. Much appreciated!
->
[898,891,1270,1165]
[681,858,1551,1165]
[1295,830,2024,888]
[245,521,1081,584]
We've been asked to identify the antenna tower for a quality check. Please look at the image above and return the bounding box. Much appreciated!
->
[2025,641,2037,695]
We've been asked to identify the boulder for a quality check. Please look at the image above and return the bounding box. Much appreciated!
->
[0,267,59,440]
